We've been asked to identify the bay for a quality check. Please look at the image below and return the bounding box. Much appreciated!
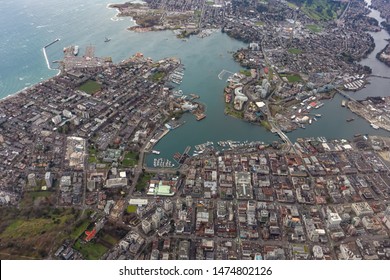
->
[0,0,389,169]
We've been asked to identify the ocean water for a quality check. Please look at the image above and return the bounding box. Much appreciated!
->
[0,0,138,96]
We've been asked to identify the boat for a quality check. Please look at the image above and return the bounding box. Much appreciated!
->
[104,37,111,43]
[73,45,79,56]
[346,118,355,122]
[151,150,160,155]
[315,114,322,118]
[341,100,346,107]
[371,123,379,129]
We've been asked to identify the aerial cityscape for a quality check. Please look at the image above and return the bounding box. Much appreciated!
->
[0,0,390,260]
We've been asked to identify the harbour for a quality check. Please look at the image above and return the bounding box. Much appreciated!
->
[0,0,389,169]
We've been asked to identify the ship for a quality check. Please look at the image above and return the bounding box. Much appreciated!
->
[346,118,355,122]
[73,45,79,56]
[151,150,160,155]
[371,123,379,129]
[341,100,346,107]
[104,37,111,43]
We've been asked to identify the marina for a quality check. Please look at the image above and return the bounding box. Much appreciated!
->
[153,157,175,168]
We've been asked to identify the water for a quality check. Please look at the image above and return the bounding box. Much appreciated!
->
[288,0,390,141]
[0,0,389,168]
[0,0,137,96]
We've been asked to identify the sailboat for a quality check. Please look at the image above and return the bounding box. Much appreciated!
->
[104,37,111,43]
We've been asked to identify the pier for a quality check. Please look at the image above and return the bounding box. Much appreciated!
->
[44,38,60,48]
[370,74,390,80]
[218,69,234,80]
[42,38,60,70]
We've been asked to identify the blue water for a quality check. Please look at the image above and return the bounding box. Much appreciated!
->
[0,0,138,96]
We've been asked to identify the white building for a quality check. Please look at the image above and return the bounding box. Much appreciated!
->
[45,172,53,188]
[351,202,374,217]
[142,220,151,234]
[327,212,342,228]
[163,198,173,212]
[27,173,36,187]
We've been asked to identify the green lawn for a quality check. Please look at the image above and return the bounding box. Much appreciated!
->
[122,151,138,167]
[88,146,99,164]
[260,120,272,131]
[240,69,251,77]
[78,80,102,95]
[225,102,244,119]
[127,205,138,213]
[287,2,298,9]
[151,71,165,82]
[286,74,302,83]
[288,48,303,55]
[281,74,302,83]
[70,220,91,240]
[73,239,108,260]
[306,24,322,33]
[101,234,118,246]
[0,212,74,240]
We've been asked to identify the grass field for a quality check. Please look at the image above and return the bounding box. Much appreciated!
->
[288,0,345,21]
[281,73,302,83]
[70,220,91,240]
[0,207,80,259]
[122,151,138,167]
[287,74,302,83]
[225,102,244,119]
[101,233,118,246]
[73,239,108,260]
[260,120,272,131]
[240,69,252,77]
[151,71,165,82]
[88,146,100,164]
[288,48,303,55]
[127,205,138,213]
[78,80,101,95]
[306,24,322,33]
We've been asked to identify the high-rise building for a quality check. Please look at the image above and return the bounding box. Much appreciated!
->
[163,198,173,212]
[185,196,193,207]
[155,207,163,219]
[152,213,160,229]
[45,172,53,188]
[27,173,36,187]
[142,220,151,234]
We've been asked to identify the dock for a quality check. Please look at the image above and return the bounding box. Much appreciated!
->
[175,146,191,165]
[42,38,60,70]
[44,38,60,48]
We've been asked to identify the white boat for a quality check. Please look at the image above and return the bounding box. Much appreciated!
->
[152,150,161,154]
[371,123,379,129]
[73,45,79,56]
